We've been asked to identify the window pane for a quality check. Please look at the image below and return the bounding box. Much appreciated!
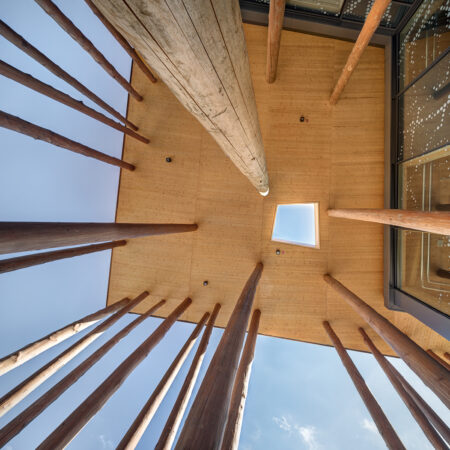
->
[287,0,345,16]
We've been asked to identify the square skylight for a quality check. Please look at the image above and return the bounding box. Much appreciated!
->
[271,203,320,248]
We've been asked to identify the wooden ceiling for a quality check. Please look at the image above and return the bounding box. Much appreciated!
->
[107,23,448,355]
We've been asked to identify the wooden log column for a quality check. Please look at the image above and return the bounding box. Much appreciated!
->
[328,208,450,235]
[324,274,450,408]
[222,309,261,450]
[323,322,405,450]
[38,297,192,450]
[0,222,198,255]
[329,0,391,105]
[117,312,210,450]
[359,328,448,450]
[266,0,286,83]
[90,0,270,195]
[175,263,263,449]
[0,293,148,417]
[0,300,166,447]
[155,303,221,450]
[0,297,129,376]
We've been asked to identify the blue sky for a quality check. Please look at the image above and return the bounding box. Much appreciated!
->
[0,1,448,449]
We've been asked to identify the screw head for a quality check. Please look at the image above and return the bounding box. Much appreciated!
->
[276,249,281,255]
[203,280,209,286]
[165,157,172,163]
[300,116,305,122]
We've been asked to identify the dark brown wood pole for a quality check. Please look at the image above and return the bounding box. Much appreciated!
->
[0,293,148,417]
[436,268,450,280]
[329,0,391,105]
[222,309,261,450]
[266,0,286,84]
[0,111,135,170]
[0,299,165,448]
[0,20,138,130]
[324,274,450,408]
[323,321,405,450]
[0,222,198,255]
[117,312,210,450]
[37,297,192,450]
[155,303,221,450]
[445,353,450,363]
[427,349,450,371]
[0,240,126,274]
[328,208,450,235]
[0,297,130,376]
[175,263,264,450]
[359,328,448,450]
[83,0,157,84]
[35,0,143,101]
[0,60,149,143]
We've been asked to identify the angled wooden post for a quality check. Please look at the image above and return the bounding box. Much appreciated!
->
[0,111,135,170]
[328,208,450,235]
[0,240,126,274]
[324,274,450,408]
[222,309,261,450]
[445,353,450,363]
[37,297,192,450]
[329,0,391,105]
[0,222,198,255]
[175,263,263,449]
[427,349,450,371]
[0,20,137,130]
[83,0,157,84]
[323,322,405,450]
[35,0,142,101]
[0,292,148,417]
[0,60,149,143]
[0,297,129,376]
[266,0,286,83]
[0,299,166,448]
[155,303,221,450]
[117,312,210,450]
[359,328,448,450]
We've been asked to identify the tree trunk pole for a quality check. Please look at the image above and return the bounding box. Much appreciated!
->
[0,222,198,255]
[359,328,448,450]
[0,20,138,130]
[0,292,148,417]
[0,240,126,274]
[35,0,143,101]
[175,263,264,450]
[155,303,221,450]
[117,312,211,450]
[445,353,450,363]
[427,350,450,371]
[324,274,450,408]
[266,0,286,84]
[328,208,450,235]
[0,299,166,448]
[37,297,192,450]
[221,309,261,450]
[323,322,405,450]
[329,0,391,105]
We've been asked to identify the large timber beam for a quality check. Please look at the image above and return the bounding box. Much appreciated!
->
[266,0,286,83]
[91,0,270,195]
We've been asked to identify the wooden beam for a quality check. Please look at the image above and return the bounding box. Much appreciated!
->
[155,303,221,450]
[0,222,198,255]
[427,349,450,371]
[0,240,126,274]
[0,110,135,171]
[0,20,138,130]
[266,0,286,83]
[117,312,210,450]
[445,352,450,362]
[0,292,148,417]
[35,0,142,101]
[222,309,261,450]
[90,0,270,195]
[323,322,405,450]
[83,0,157,84]
[328,208,450,235]
[37,297,192,450]
[329,0,391,105]
[0,60,149,143]
[323,274,450,408]
[175,263,263,449]
[359,328,448,450]
[436,268,450,280]
[0,297,129,376]
[0,299,166,448]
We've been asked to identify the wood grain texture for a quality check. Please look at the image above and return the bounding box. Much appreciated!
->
[266,0,286,83]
